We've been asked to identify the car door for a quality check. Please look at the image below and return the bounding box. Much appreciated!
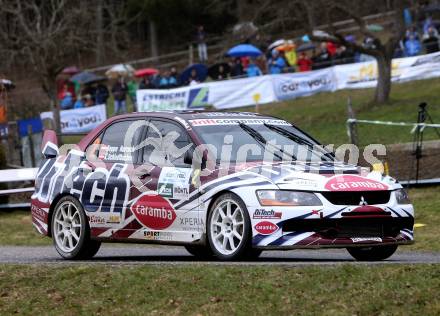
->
[134,118,203,237]
[82,118,145,231]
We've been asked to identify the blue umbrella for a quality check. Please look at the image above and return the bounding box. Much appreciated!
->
[227,44,262,57]
[179,64,208,84]
[70,71,106,84]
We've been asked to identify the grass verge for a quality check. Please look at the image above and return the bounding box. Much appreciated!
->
[0,264,439,315]
[244,78,440,146]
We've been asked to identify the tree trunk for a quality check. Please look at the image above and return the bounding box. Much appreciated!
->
[95,0,104,65]
[149,20,158,60]
[374,53,392,104]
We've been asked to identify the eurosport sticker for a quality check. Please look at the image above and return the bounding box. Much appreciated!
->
[254,221,279,235]
[157,167,191,199]
[253,209,282,219]
[131,193,176,230]
[188,118,290,126]
[143,230,173,241]
[325,175,388,191]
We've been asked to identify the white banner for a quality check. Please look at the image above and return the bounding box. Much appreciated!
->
[41,104,107,134]
[272,68,336,100]
[136,52,440,110]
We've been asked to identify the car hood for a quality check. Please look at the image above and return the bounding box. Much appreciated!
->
[236,161,399,192]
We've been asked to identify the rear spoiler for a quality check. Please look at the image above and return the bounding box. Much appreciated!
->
[41,129,59,158]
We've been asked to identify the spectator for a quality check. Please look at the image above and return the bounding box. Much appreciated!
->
[186,69,200,86]
[326,41,337,57]
[159,71,178,89]
[246,59,262,77]
[196,25,208,63]
[84,94,94,107]
[95,83,109,105]
[297,52,312,72]
[73,96,85,109]
[170,67,180,86]
[423,26,440,53]
[284,43,297,70]
[81,84,96,104]
[111,77,128,114]
[127,80,138,111]
[139,76,155,89]
[423,16,435,35]
[268,50,286,74]
[59,84,74,109]
[405,27,419,41]
[230,58,243,78]
[405,34,422,56]
[313,42,331,69]
[216,64,228,80]
[359,37,376,62]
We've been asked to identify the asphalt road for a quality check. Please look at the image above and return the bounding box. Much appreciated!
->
[0,245,439,266]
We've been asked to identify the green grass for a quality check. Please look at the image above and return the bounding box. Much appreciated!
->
[0,187,438,250]
[0,264,439,315]
[246,78,440,146]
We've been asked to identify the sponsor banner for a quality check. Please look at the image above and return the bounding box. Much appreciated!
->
[136,86,209,111]
[272,68,335,100]
[334,51,440,90]
[40,104,107,134]
[136,52,440,110]
[131,193,176,230]
[254,221,279,235]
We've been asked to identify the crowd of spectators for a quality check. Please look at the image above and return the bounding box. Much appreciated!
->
[57,17,440,114]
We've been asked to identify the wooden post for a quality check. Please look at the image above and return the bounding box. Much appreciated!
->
[27,124,35,167]
[346,96,358,146]
[188,44,194,65]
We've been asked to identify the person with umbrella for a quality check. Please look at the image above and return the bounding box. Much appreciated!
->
[196,25,208,63]
[111,76,128,114]
[139,76,156,90]
[95,82,110,105]
[297,52,313,72]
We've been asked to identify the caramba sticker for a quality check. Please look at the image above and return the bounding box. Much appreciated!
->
[131,193,176,230]
[157,167,191,199]
[254,221,279,235]
[325,175,388,191]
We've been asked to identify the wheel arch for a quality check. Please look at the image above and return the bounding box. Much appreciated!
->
[47,193,79,237]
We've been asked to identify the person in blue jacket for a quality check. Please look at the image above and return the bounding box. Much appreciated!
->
[405,35,422,56]
[268,50,286,74]
[246,59,262,77]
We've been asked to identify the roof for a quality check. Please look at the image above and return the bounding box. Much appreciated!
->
[111,110,267,120]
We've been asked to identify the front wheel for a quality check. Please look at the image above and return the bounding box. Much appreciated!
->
[347,245,398,261]
[51,196,101,260]
[207,193,252,261]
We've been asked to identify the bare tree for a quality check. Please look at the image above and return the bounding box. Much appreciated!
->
[302,0,409,104]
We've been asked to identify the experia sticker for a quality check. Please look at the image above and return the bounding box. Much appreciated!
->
[131,194,176,230]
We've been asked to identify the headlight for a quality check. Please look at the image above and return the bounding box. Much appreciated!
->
[256,190,322,206]
[395,189,411,204]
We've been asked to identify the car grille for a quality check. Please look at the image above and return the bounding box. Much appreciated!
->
[282,217,413,238]
[320,191,391,205]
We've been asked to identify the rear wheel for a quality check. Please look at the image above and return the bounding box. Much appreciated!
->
[347,245,398,261]
[51,196,101,260]
[207,193,252,261]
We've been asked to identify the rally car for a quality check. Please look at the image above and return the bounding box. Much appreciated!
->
[31,111,414,261]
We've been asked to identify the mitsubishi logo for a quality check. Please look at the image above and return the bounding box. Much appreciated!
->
[359,196,368,206]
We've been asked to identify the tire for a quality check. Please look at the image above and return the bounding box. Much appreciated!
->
[51,196,101,260]
[184,245,214,259]
[347,245,398,261]
[207,193,253,261]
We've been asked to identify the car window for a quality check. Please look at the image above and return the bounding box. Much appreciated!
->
[143,119,192,167]
[97,120,145,163]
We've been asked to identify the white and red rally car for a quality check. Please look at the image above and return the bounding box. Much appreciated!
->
[31,111,414,261]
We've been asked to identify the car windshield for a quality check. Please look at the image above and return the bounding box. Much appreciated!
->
[189,118,334,163]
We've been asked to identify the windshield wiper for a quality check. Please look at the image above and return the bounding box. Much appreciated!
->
[264,123,334,161]
[238,122,295,161]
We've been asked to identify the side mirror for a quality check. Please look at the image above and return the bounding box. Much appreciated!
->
[183,149,193,165]
[41,130,59,158]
